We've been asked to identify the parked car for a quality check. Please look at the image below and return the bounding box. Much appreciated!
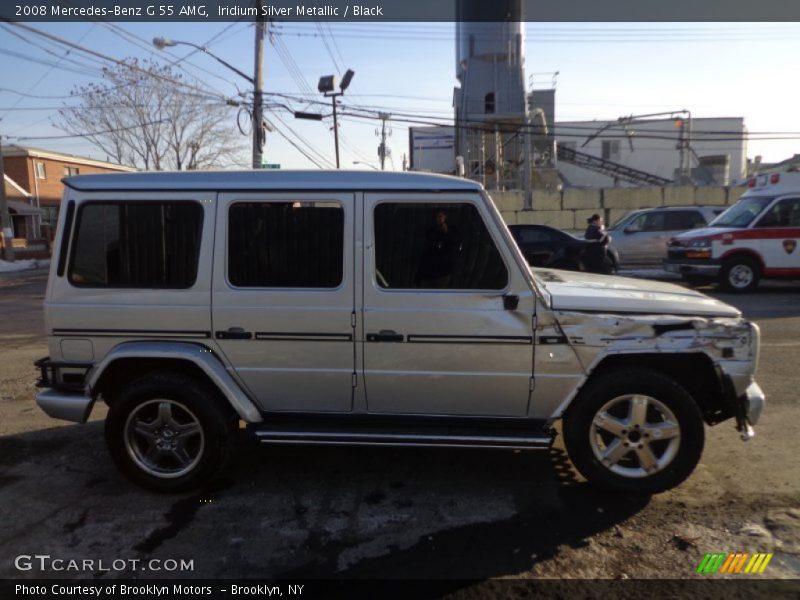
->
[665,171,800,291]
[608,206,725,265]
[35,170,763,495]
[508,224,618,274]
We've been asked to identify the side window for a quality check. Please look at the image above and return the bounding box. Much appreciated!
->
[69,201,203,288]
[515,227,549,244]
[665,210,705,230]
[228,202,344,288]
[374,203,508,290]
[756,198,800,228]
[627,211,665,232]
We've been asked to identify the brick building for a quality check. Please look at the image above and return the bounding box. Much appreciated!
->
[2,145,135,239]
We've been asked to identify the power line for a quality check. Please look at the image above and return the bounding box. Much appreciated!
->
[6,118,170,141]
[3,21,232,103]
[262,92,800,139]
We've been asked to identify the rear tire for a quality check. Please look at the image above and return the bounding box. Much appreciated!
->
[563,367,705,495]
[105,372,236,493]
[719,255,761,293]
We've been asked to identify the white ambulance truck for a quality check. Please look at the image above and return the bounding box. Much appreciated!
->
[665,170,800,292]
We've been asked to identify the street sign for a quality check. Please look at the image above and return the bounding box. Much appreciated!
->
[261,163,281,169]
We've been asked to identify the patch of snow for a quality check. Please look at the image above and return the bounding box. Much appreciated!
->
[0,259,50,273]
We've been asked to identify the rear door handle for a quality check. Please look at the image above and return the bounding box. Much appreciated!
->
[215,327,252,340]
[367,330,404,343]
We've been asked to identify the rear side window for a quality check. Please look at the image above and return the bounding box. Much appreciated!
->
[228,202,344,288]
[513,226,563,244]
[664,210,706,230]
[69,202,203,288]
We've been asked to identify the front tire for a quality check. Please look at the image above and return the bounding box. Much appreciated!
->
[105,372,236,493]
[563,367,705,495]
[719,255,761,293]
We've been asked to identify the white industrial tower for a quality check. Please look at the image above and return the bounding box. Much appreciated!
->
[453,1,530,192]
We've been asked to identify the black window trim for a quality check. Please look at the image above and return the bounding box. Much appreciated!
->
[56,200,75,277]
[371,198,511,294]
[224,199,347,291]
[67,199,205,290]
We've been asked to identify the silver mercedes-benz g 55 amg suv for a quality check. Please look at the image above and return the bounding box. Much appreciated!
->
[35,171,764,494]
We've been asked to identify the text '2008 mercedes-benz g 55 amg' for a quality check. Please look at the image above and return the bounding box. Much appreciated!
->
[35,170,764,494]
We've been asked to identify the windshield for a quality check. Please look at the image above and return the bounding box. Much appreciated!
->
[710,197,774,228]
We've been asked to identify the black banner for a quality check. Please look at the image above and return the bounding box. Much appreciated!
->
[3,0,800,22]
[4,579,800,600]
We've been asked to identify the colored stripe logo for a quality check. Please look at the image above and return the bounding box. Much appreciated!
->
[697,552,773,574]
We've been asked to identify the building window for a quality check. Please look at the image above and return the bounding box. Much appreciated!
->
[601,141,621,161]
[228,201,344,288]
[374,202,508,290]
[35,162,46,179]
[484,93,495,114]
[42,206,59,228]
[69,201,203,288]
[63,166,79,176]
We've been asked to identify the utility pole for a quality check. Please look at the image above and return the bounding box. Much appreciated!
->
[317,70,354,169]
[252,3,266,169]
[376,112,391,171]
[332,97,340,169]
[0,134,16,262]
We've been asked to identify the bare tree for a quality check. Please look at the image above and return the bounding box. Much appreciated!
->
[56,58,245,170]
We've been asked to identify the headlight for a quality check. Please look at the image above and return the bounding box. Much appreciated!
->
[688,239,711,248]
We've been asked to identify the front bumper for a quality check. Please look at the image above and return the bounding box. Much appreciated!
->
[663,258,721,277]
[743,381,765,427]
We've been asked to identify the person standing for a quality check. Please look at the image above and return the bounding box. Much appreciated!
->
[584,214,612,273]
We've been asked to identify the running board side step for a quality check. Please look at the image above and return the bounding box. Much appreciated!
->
[253,429,554,450]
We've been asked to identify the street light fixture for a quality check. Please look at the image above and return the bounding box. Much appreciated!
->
[152,37,255,84]
[318,69,354,169]
[152,31,265,169]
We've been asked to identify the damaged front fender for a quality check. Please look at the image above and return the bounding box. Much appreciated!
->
[544,311,762,436]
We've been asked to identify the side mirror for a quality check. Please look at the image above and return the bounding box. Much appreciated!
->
[502,294,519,310]
[623,226,638,234]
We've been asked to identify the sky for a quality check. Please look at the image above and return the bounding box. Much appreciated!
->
[1,21,799,171]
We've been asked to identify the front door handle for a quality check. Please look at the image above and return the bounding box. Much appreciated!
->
[215,327,252,340]
[367,330,404,343]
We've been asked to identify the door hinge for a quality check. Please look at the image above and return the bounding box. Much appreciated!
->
[351,311,356,328]
[529,377,536,392]
[352,373,358,388]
